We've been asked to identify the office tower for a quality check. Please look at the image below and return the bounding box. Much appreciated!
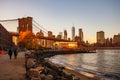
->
[97,31,105,44]
[113,33,120,44]
[79,28,83,42]
[47,31,54,48]
[72,26,75,41]
[59,32,63,39]
[64,30,67,40]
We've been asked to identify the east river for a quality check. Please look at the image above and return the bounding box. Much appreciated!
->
[49,50,120,80]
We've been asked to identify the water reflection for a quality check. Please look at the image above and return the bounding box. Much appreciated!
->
[97,50,106,74]
[96,50,120,76]
[64,54,80,65]
[49,50,120,78]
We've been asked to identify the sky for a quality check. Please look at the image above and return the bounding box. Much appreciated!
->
[0,0,120,43]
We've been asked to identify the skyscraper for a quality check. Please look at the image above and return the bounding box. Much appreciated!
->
[64,30,67,40]
[79,28,83,42]
[72,26,75,41]
[59,32,63,39]
[113,33,120,44]
[97,31,105,44]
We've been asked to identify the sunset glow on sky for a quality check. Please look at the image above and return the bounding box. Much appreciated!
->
[0,0,120,43]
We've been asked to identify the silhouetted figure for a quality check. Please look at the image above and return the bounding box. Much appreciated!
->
[14,48,18,59]
[8,48,13,60]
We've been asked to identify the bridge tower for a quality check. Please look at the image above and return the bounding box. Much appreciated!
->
[18,17,32,33]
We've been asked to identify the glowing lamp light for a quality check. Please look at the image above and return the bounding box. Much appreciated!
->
[54,42,77,49]
[68,43,76,47]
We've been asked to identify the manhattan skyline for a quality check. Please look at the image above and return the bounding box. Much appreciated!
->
[0,0,120,43]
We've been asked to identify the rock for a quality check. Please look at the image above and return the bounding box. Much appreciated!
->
[72,76,80,80]
[39,74,45,79]
[44,74,53,80]
[31,77,41,80]
[34,66,44,73]
[27,58,36,68]
[63,69,72,76]
[28,68,40,79]
[35,66,44,71]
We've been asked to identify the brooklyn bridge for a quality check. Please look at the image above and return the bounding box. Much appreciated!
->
[0,17,76,49]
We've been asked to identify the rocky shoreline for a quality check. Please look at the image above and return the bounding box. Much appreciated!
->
[25,50,104,80]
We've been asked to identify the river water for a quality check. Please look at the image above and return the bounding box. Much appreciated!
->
[49,50,120,80]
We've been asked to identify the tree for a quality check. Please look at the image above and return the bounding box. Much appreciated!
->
[18,31,35,49]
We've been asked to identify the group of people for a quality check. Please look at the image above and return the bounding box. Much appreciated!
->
[8,47,18,60]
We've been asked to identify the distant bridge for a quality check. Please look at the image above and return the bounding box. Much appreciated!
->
[0,17,70,46]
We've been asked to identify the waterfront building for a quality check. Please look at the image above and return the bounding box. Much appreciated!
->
[104,37,113,47]
[46,40,54,48]
[36,30,44,37]
[39,30,44,37]
[64,30,67,40]
[105,38,110,47]
[47,31,54,48]
[18,17,32,33]
[52,35,55,38]
[36,30,45,47]
[75,36,80,42]
[79,28,83,42]
[113,34,120,46]
[48,31,53,38]
[97,31,105,44]
[85,40,90,46]
[68,38,70,41]
[59,32,63,39]
[75,36,85,47]
[57,35,62,39]
[110,38,112,44]
[0,24,12,47]
[37,30,54,48]
[9,32,19,46]
[54,42,77,49]
[72,26,75,41]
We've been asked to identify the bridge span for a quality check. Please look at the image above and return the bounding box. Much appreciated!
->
[0,17,71,48]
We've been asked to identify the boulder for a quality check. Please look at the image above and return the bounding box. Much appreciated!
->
[27,58,36,68]
[72,76,80,80]
[34,66,44,73]
[44,74,53,80]
[39,74,45,79]
[28,68,40,79]
[31,77,41,80]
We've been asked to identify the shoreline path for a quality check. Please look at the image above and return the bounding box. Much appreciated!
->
[0,52,26,80]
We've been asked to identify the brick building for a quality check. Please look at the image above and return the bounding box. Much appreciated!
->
[0,24,12,47]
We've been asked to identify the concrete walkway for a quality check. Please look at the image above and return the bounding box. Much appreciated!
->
[0,52,26,80]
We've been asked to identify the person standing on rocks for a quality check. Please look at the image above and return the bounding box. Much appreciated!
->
[8,48,13,60]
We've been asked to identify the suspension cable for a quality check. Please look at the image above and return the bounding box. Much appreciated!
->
[32,24,48,35]
[0,19,18,22]
[33,20,48,32]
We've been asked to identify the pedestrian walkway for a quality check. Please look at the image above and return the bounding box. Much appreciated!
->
[0,52,26,80]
